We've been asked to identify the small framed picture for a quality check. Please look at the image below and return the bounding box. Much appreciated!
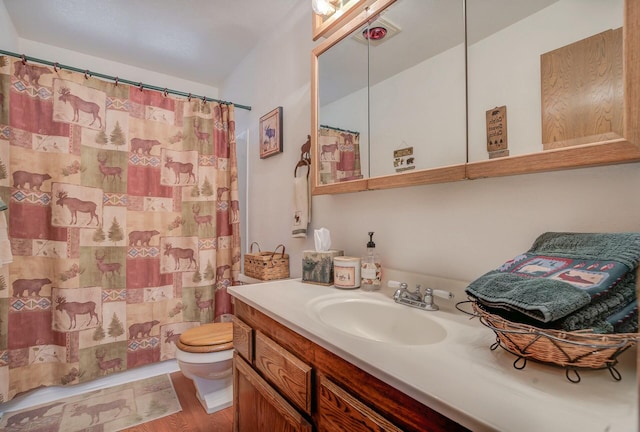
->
[259,107,283,159]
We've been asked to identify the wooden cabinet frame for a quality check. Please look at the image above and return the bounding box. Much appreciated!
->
[312,0,374,41]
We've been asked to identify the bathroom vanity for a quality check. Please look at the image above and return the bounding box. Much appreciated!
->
[228,277,636,432]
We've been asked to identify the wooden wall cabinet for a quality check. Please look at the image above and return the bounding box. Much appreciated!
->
[311,0,640,195]
[232,299,469,432]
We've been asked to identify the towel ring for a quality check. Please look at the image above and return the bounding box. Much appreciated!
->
[294,159,310,178]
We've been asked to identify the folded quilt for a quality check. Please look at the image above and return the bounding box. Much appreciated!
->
[466,232,640,324]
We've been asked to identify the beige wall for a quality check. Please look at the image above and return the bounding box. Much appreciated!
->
[222,0,640,282]
[0,2,18,51]
[16,39,219,99]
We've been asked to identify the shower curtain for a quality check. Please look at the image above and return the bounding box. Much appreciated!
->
[318,126,362,184]
[0,56,241,402]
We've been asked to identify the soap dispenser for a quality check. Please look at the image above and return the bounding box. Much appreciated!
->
[361,232,381,291]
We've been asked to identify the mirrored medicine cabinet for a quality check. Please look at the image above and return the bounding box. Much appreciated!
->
[310,0,640,195]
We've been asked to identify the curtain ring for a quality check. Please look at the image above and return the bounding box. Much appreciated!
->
[114,76,119,86]
[138,82,143,92]
[21,54,26,65]
[187,93,192,102]
[202,95,207,103]
[84,70,90,79]
[53,62,59,72]
[163,88,168,97]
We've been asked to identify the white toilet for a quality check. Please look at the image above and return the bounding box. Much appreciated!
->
[175,321,234,414]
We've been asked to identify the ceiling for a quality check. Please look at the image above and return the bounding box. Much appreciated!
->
[2,0,301,88]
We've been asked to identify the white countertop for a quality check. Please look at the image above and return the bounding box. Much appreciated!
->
[229,275,637,432]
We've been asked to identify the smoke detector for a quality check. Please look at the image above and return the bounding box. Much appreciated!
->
[353,16,400,46]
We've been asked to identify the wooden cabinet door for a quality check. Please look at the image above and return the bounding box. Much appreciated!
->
[318,374,402,432]
[233,352,312,432]
[254,330,312,414]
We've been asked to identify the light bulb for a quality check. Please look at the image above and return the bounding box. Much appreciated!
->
[312,0,336,16]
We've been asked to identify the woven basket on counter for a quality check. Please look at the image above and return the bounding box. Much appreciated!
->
[244,242,289,281]
[471,301,639,383]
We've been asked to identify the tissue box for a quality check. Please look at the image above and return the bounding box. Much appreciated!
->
[302,250,344,285]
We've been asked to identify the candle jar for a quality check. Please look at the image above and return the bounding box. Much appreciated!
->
[333,256,361,289]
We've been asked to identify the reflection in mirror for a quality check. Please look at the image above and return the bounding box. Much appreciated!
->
[317,0,467,183]
[318,21,369,185]
[368,0,466,177]
[467,0,624,162]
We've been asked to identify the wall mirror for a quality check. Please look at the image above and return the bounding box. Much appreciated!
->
[465,0,640,179]
[311,0,640,195]
[468,0,622,161]
[312,0,468,194]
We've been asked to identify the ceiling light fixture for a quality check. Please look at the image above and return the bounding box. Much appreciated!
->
[362,26,387,41]
[312,0,340,17]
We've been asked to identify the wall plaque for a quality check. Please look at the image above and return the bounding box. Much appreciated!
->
[486,105,509,159]
[393,146,415,173]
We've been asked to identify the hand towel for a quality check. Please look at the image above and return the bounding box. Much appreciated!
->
[291,175,310,238]
[466,232,640,323]
[555,271,637,332]
[529,232,640,271]
[608,300,638,334]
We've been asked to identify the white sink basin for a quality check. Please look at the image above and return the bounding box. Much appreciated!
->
[306,293,447,345]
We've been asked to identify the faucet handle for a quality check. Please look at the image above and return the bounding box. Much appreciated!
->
[421,288,454,311]
[388,280,407,289]
[432,289,454,300]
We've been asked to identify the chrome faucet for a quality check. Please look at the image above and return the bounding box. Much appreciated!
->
[389,280,454,311]
[392,282,422,302]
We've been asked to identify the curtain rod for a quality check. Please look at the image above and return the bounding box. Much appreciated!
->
[320,124,360,135]
[0,49,251,111]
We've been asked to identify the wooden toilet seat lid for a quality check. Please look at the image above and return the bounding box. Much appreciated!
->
[177,322,233,353]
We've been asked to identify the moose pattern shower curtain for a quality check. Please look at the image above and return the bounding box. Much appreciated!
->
[317,126,362,184]
[0,56,241,402]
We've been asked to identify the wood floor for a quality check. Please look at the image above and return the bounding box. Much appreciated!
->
[122,371,233,432]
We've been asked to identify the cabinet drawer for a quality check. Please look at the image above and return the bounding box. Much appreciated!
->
[232,316,253,362]
[254,330,312,414]
[234,353,312,432]
[318,374,402,432]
